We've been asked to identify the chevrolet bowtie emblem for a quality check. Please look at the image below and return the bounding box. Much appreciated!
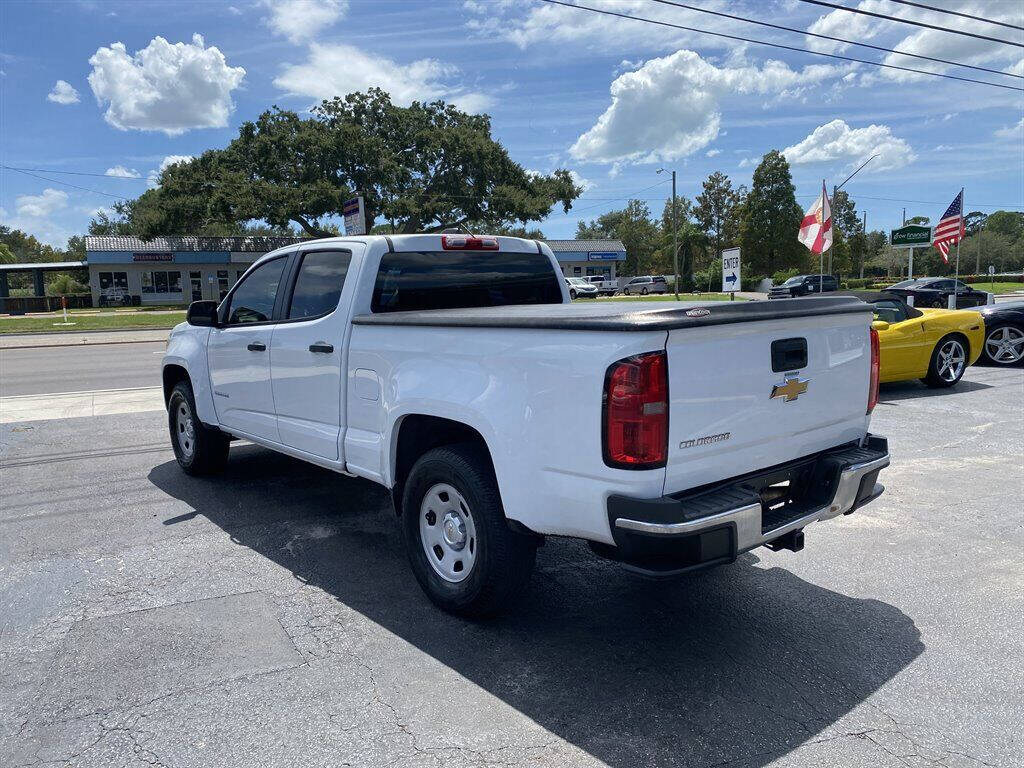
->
[771,376,809,402]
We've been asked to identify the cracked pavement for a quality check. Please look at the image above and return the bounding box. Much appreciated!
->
[1,364,1021,767]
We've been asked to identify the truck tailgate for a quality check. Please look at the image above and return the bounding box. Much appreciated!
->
[663,311,871,495]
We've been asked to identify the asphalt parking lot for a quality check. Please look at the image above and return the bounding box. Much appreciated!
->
[1,363,1021,767]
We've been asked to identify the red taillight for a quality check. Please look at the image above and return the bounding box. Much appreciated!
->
[441,234,499,250]
[603,351,668,469]
[867,327,880,414]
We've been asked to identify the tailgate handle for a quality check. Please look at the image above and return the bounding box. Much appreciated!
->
[771,338,807,372]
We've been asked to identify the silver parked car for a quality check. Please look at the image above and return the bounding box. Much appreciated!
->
[621,275,669,296]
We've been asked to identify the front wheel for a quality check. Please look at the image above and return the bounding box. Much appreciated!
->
[982,324,1024,366]
[401,444,537,617]
[168,381,230,475]
[922,335,968,388]
[623,288,630,295]
[569,289,577,300]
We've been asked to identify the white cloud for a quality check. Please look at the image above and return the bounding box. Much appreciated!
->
[466,0,738,53]
[104,165,141,178]
[995,117,1024,138]
[570,50,847,164]
[263,0,347,43]
[706,149,721,158]
[781,119,915,171]
[274,43,491,112]
[47,79,80,104]
[227,5,242,15]
[15,188,69,218]
[148,154,195,187]
[807,1,1023,82]
[87,34,245,135]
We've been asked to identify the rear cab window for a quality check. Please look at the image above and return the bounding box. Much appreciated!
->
[371,250,562,312]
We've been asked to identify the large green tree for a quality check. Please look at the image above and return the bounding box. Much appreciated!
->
[126,88,581,238]
[577,200,660,276]
[739,151,806,277]
[694,171,742,270]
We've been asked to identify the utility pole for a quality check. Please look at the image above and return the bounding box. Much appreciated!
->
[672,170,679,300]
[860,210,867,279]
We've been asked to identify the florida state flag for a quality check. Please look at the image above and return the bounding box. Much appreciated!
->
[798,181,833,254]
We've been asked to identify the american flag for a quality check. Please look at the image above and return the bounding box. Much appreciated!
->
[932,189,964,263]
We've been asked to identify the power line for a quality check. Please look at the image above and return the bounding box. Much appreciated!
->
[794,0,1023,48]
[647,0,1022,79]
[2,166,127,200]
[884,0,1024,32]
[541,1,1023,91]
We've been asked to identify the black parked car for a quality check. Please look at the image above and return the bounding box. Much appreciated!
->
[768,274,838,298]
[973,300,1024,366]
[883,278,988,309]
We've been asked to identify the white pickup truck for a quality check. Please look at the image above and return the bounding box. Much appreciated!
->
[163,233,889,616]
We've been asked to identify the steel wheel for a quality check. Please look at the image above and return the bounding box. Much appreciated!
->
[419,483,477,583]
[936,339,966,383]
[985,325,1024,364]
[175,400,196,459]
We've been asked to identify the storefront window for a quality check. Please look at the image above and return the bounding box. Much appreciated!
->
[98,271,128,290]
[141,270,182,294]
[217,270,229,300]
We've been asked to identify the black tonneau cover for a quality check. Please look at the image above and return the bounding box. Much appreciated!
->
[352,296,871,332]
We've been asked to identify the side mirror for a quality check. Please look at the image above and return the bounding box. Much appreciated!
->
[871,320,890,331]
[187,300,220,327]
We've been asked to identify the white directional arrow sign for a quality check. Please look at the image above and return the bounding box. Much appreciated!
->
[721,247,741,293]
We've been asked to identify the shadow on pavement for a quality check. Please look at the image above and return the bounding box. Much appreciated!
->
[149,446,923,768]
[878,378,993,402]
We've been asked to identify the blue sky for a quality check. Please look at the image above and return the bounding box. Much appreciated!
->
[1,0,1021,247]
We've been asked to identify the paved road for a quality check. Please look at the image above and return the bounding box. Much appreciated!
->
[0,340,165,396]
[1,365,1022,767]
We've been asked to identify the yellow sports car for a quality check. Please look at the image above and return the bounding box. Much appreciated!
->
[848,291,984,387]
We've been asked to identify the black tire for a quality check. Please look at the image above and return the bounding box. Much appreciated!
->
[922,334,968,388]
[167,381,230,475]
[401,443,537,618]
[569,289,577,300]
[929,298,945,308]
[623,288,630,295]
[640,286,649,295]
[980,323,1024,366]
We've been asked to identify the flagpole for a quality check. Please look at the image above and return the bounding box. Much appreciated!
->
[953,187,964,308]
[819,179,825,292]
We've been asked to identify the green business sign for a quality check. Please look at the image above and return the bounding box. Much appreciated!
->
[890,224,932,248]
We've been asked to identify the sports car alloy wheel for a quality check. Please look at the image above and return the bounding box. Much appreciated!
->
[936,339,966,383]
[984,325,1024,365]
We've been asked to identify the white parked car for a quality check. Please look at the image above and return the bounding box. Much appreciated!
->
[163,233,889,616]
[622,275,669,295]
[585,275,619,296]
[565,276,599,299]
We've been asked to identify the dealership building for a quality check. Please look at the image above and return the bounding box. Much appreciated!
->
[82,235,627,306]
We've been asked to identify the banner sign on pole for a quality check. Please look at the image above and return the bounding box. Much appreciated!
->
[890,225,932,248]
[343,196,366,236]
[721,247,741,293]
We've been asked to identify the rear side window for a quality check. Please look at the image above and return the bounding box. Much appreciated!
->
[372,251,562,313]
[226,257,287,324]
[287,250,351,319]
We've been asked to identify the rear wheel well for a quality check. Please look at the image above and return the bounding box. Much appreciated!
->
[162,365,190,406]
[392,415,493,515]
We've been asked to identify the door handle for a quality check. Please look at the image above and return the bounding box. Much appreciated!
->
[247,342,267,352]
[308,342,334,354]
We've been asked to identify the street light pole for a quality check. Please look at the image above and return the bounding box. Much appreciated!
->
[830,153,879,278]
[658,168,680,300]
